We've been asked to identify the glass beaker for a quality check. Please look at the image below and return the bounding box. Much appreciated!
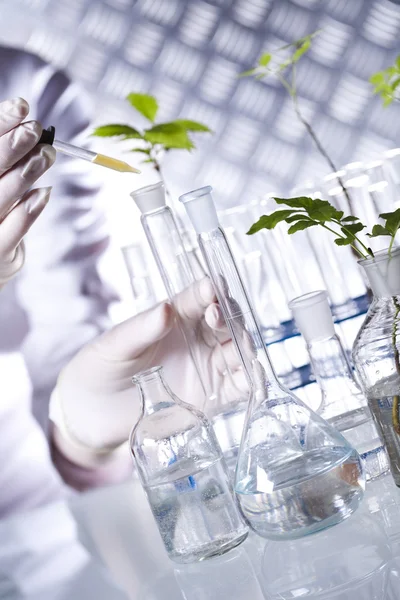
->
[353,247,400,487]
[289,290,389,481]
[129,366,248,563]
[179,186,365,541]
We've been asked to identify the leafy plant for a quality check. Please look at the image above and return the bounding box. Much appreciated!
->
[247,196,400,260]
[241,31,355,212]
[370,55,400,106]
[92,93,212,191]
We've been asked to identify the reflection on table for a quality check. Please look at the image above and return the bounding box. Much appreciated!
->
[1,473,400,599]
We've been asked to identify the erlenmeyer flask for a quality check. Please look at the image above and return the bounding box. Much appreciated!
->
[131,182,249,475]
[289,290,389,481]
[130,366,248,564]
[179,186,365,541]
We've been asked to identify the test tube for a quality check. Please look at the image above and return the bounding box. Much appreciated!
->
[131,182,249,472]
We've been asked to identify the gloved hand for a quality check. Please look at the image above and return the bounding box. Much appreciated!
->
[50,278,248,468]
[0,97,56,288]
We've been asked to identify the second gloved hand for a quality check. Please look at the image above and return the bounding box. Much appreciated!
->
[0,97,56,288]
[51,278,248,467]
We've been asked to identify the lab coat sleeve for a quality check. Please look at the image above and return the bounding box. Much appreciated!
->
[14,55,117,432]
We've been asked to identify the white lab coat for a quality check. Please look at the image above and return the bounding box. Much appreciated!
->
[0,47,115,516]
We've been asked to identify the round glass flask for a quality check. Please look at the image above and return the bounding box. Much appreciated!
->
[130,366,248,563]
[179,185,365,540]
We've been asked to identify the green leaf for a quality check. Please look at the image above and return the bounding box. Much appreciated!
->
[292,37,311,63]
[392,76,400,91]
[141,158,155,164]
[368,224,391,237]
[238,68,257,78]
[287,220,317,234]
[92,124,142,139]
[307,199,343,222]
[334,238,352,247]
[341,222,365,236]
[370,72,385,85]
[130,148,151,155]
[380,208,400,235]
[172,119,212,133]
[274,196,314,210]
[247,212,291,234]
[396,55,400,70]
[259,53,271,67]
[285,214,313,223]
[144,123,194,149]
[126,93,158,122]
[255,210,295,229]
[341,215,360,222]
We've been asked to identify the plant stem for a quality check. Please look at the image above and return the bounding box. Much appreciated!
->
[389,234,396,257]
[331,219,374,258]
[319,222,368,259]
[151,147,205,276]
[288,67,355,216]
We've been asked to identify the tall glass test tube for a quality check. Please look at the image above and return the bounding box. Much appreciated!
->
[131,183,248,471]
[179,185,365,541]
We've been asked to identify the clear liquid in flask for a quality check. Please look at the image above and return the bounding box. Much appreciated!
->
[145,456,248,563]
[236,445,364,540]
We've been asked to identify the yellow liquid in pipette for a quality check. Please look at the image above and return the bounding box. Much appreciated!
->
[93,153,140,173]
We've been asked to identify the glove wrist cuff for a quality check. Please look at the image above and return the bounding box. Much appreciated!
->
[49,386,129,469]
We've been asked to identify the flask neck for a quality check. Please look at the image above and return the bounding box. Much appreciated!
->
[308,334,364,407]
[197,227,282,396]
[133,367,174,415]
[360,248,400,297]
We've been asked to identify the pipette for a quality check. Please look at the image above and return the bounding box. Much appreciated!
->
[38,126,141,174]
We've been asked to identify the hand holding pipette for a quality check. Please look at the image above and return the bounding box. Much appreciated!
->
[38,126,141,174]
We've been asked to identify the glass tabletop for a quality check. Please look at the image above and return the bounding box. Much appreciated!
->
[1,473,400,599]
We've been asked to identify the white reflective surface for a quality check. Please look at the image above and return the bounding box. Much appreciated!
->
[1,473,400,599]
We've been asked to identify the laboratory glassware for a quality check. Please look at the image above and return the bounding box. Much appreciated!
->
[129,366,248,563]
[179,185,365,541]
[38,126,140,173]
[289,290,389,481]
[121,243,156,314]
[131,182,249,473]
[353,247,400,487]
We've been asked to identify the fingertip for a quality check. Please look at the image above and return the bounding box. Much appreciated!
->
[198,277,216,306]
[157,302,174,333]
[205,302,225,330]
[38,143,57,164]
[15,97,29,117]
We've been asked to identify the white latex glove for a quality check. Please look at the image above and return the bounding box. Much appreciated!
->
[51,278,248,468]
[0,98,56,288]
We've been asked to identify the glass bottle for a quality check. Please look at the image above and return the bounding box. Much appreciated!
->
[131,182,249,474]
[129,366,248,564]
[353,247,400,487]
[179,186,365,541]
[289,290,389,481]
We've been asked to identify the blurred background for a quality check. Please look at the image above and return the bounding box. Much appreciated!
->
[1,0,399,203]
[1,0,400,398]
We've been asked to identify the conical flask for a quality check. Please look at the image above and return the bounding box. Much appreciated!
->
[289,290,389,482]
[131,182,249,474]
[129,366,248,563]
[179,186,365,541]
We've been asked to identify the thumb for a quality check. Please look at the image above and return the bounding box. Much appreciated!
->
[93,302,174,361]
